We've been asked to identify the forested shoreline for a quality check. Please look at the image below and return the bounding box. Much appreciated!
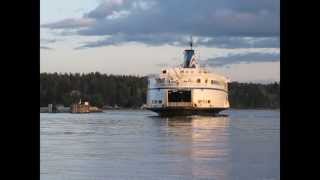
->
[40,72,280,109]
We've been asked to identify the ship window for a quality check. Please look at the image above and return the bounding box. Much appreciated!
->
[211,80,214,84]
[162,70,166,74]
[180,70,184,73]
[208,100,211,103]
[197,79,201,83]
[205,79,208,83]
[159,100,162,104]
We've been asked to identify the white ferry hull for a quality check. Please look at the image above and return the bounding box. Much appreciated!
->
[147,88,229,116]
[147,107,227,116]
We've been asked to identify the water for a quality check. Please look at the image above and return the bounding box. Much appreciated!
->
[41,110,279,180]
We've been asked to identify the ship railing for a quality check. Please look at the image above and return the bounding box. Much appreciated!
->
[154,82,226,89]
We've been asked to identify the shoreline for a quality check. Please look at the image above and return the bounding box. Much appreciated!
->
[40,107,280,112]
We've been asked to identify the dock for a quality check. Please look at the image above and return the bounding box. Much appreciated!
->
[40,100,103,113]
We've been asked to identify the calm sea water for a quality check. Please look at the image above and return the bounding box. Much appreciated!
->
[40,109,279,180]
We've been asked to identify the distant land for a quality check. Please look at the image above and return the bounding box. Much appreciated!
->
[40,72,280,109]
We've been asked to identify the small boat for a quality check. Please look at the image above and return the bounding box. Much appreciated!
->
[70,99,103,113]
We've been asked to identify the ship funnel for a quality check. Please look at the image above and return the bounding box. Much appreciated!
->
[183,36,197,68]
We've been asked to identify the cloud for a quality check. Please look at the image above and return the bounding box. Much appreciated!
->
[195,36,279,48]
[76,34,279,49]
[40,38,57,44]
[75,33,185,49]
[41,18,96,29]
[77,0,279,37]
[204,51,279,67]
[42,0,279,48]
[84,0,131,20]
[40,46,53,50]
[40,39,58,50]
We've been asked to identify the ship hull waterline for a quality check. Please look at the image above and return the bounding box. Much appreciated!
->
[147,107,228,116]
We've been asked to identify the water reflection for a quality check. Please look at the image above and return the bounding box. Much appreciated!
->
[149,115,231,179]
[41,111,279,180]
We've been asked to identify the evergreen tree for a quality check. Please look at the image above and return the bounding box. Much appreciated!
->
[40,73,280,109]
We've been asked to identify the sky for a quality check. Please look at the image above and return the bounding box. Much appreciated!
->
[40,0,280,83]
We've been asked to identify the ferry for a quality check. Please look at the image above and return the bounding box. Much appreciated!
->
[146,38,230,116]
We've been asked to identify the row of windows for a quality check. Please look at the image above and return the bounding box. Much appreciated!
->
[151,100,162,104]
[155,78,165,83]
[152,98,228,104]
[198,100,211,104]
[196,79,226,86]
[162,70,208,74]
[179,70,208,74]
[151,77,227,88]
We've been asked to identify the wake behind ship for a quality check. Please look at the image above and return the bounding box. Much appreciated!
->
[146,38,230,116]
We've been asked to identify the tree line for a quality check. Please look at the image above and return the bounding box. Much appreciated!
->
[40,72,279,109]
[228,82,279,109]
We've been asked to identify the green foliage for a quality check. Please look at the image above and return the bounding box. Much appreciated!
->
[228,81,280,109]
[40,73,279,109]
[40,72,147,108]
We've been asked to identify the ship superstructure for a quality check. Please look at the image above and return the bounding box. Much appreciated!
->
[146,38,230,116]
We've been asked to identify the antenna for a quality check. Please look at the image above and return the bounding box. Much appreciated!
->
[190,36,193,50]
